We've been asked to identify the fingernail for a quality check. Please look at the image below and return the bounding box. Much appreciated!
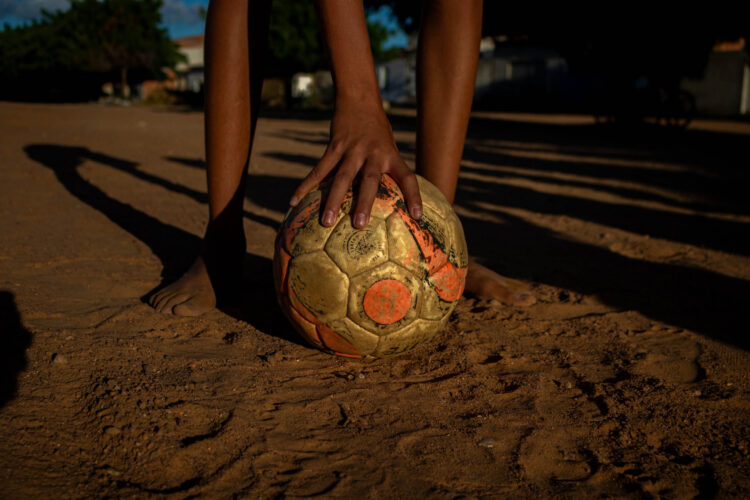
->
[410,205,423,219]
[354,213,367,228]
[289,195,299,207]
[322,210,335,226]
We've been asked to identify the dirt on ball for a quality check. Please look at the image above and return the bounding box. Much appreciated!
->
[0,102,749,498]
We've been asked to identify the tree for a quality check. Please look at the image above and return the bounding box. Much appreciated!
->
[265,0,401,78]
[0,0,184,101]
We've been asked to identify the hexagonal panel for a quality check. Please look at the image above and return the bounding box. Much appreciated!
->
[315,322,362,358]
[371,196,395,220]
[420,279,458,321]
[288,251,348,323]
[407,205,451,275]
[328,318,380,356]
[324,216,388,276]
[416,175,453,220]
[347,261,421,335]
[282,190,331,257]
[373,318,445,357]
[446,211,469,268]
[284,301,323,349]
[430,262,467,303]
[386,212,429,280]
[273,233,292,294]
[282,184,359,257]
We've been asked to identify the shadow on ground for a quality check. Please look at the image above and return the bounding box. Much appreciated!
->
[23,144,304,347]
[22,109,750,350]
[266,114,750,350]
[0,291,32,408]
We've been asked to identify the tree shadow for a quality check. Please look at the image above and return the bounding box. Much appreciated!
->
[390,112,750,217]
[164,156,301,218]
[0,291,32,408]
[23,144,304,347]
[267,142,750,350]
[458,203,750,350]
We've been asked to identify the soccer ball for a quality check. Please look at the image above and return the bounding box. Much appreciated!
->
[273,174,468,358]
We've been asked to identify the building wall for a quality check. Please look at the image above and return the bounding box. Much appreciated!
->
[681,50,749,116]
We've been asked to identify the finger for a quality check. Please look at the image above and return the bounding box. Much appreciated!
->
[352,164,381,229]
[390,161,423,219]
[321,155,361,227]
[290,142,343,206]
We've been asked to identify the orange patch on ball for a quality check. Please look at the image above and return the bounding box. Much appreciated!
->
[363,279,412,325]
[316,323,362,358]
[273,240,291,294]
[431,262,467,302]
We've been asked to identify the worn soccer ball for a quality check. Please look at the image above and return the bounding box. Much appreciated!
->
[273,174,468,358]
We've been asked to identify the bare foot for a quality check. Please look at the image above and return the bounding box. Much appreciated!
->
[148,227,245,316]
[148,257,217,316]
[464,259,536,306]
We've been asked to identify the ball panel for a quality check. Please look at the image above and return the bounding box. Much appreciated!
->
[330,318,379,356]
[416,175,454,220]
[374,318,443,357]
[371,197,395,219]
[395,205,450,275]
[447,211,469,268]
[347,262,421,335]
[386,213,429,280]
[378,173,405,203]
[273,235,291,295]
[415,174,468,271]
[315,323,362,358]
[430,262,468,302]
[420,280,457,321]
[286,286,320,327]
[284,300,323,349]
[363,279,412,325]
[288,251,349,323]
[324,217,388,276]
[281,189,343,257]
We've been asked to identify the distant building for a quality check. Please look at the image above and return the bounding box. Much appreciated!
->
[174,34,205,93]
[376,35,750,117]
[682,38,749,116]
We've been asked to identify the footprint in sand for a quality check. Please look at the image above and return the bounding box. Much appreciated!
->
[517,427,597,482]
[628,330,703,384]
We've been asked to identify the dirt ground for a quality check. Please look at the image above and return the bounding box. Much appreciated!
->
[1,101,749,499]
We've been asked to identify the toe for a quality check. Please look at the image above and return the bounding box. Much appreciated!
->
[148,289,167,307]
[173,297,213,317]
[159,293,191,314]
[155,291,179,312]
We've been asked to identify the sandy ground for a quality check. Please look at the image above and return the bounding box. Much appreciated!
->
[0,101,749,499]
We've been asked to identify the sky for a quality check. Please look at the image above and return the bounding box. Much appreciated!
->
[0,0,408,47]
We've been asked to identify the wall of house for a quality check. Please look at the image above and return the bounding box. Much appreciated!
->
[681,50,749,116]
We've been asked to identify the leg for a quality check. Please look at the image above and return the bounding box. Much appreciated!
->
[416,0,534,306]
[149,0,270,315]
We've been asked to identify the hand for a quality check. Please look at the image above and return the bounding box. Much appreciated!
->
[289,99,423,229]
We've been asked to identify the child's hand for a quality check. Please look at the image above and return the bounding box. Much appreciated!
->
[289,100,423,229]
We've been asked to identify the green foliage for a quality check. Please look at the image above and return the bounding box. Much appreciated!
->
[0,0,184,101]
[366,20,401,63]
[267,0,325,77]
[266,0,402,77]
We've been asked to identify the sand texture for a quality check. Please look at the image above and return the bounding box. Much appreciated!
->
[0,102,749,498]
